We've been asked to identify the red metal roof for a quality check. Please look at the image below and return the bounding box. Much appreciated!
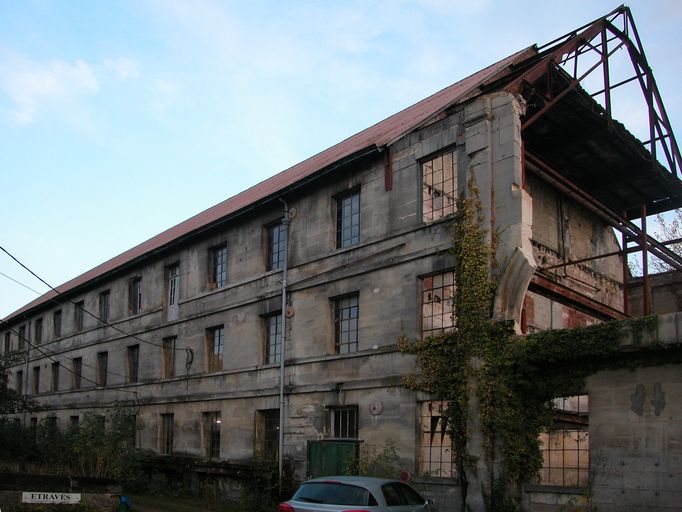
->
[6,46,535,321]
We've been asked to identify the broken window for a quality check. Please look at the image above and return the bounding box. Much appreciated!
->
[207,326,224,372]
[162,336,176,378]
[51,362,60,392]
[328,406,358,439]
[97,351,108,386]
[422,150,457,222]
[267,223,286,270]
[99,290,110,324]
[421,271,456,339]
[334,293,359,354]
[53,310,62,338]
[72,357,82,390]
[336,190,361,248]
[418,400,454,478]
[203,411,221,459]
[255,409,279,460]
[265,313,282,365]
[539,395,589,487]
[34,318,43,344]
[161,413,174,455]
[209,244,228,288]
[127,345,140,383]
[129,277,142,315]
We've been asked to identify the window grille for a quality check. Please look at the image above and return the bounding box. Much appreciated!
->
[334,294,359,354]
[422,150,457,222]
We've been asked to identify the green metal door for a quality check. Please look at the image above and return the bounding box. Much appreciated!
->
[307,440,358,478]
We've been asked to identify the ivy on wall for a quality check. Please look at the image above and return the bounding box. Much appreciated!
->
[401,176,663,509]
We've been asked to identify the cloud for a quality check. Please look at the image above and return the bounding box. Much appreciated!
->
[0,55,98,124]
[150,79,180,113]
[102,57,139,80]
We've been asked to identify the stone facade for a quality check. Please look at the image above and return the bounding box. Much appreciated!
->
[2,88,680,512]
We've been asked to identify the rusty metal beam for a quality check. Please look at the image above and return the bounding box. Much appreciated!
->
[525,151,682,272]
[530,275,627,320]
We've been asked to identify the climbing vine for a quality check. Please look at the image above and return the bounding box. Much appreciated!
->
[401,175,662,509]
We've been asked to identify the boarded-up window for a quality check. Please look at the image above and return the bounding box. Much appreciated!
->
[207,326,224,372]
[255,409,279,460]
[203,411,221,458]
[162,336,176,378]
[422,150,457,222]
[127,345,139,383]
[51,362,60,392]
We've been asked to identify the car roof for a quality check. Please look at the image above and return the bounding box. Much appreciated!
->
[304,476,404,489]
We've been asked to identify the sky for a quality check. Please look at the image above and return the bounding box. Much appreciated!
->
[1,0,681,319]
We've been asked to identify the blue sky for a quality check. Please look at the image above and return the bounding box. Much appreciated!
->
[1,0,681,318]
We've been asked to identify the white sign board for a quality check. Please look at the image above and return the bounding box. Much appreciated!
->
[22,492,82,504]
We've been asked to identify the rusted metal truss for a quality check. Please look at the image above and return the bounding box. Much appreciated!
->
[507,5,681,178]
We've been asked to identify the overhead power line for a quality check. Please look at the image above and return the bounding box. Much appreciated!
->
[0,244,188,353]
[5,325,138,397]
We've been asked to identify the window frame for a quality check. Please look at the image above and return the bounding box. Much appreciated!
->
[4,332,10,353]
[203,411,221,459]
[328,405,359,439]
[34,318,43,344]
[539,395,589,487]
[72,357,82,390]
[127,345,140,383]
[160,413,174,455]
[16,370,23,394]
[53,310,62,338]
[335,189,361,249]
[266,222,286,271]
[32,366,40,394]
[208,244,228,289]
[255,408,279,460]
[418,399,455,478]
[74,300,85,331]
[51,362,60,392]
[421,148,457,223]
[18,325,26,350]
[162,336,176,379]
[207,326,224,373]
[420,270,456,339]
[333,293,359,354]
[97,351,108,387]
[129,277,142,315]
[99,290,110,324]
[167,263,180,306]
[264,312,282,365]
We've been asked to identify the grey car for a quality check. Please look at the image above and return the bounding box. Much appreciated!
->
[279,476,437,512]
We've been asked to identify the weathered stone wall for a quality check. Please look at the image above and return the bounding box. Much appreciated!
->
[628,270,682,316]
[526,173,624,311]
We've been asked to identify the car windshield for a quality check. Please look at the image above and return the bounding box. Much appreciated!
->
[293,482,376,506]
